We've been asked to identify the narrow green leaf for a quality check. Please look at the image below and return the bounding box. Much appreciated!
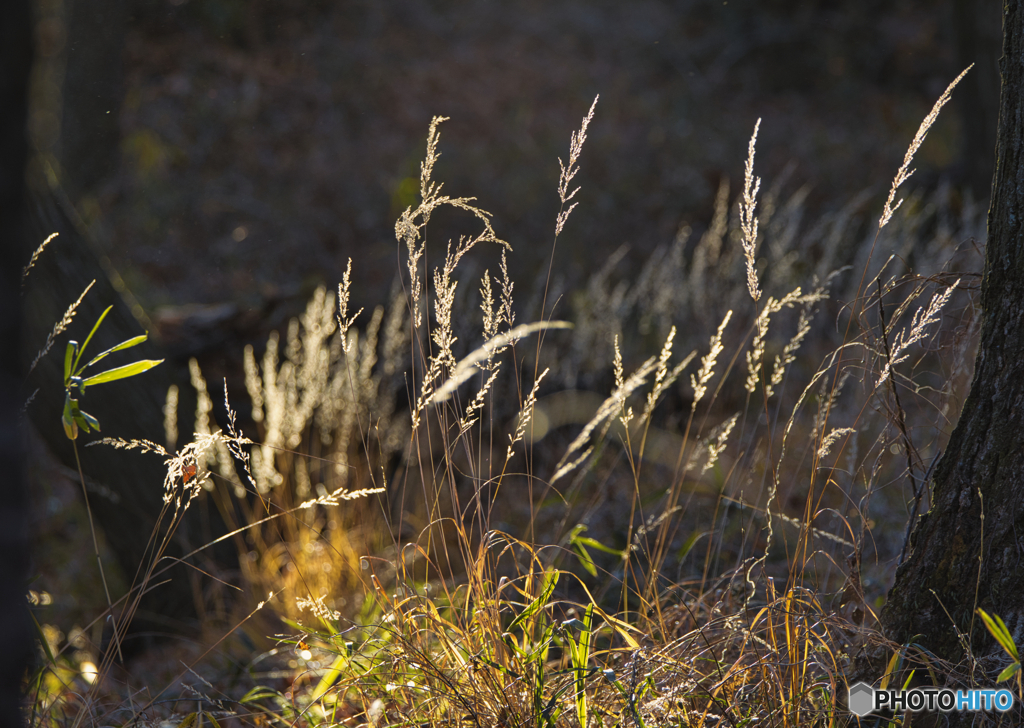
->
[81,410,101,432]
[81,359,163,388]
[73,412,91,433]
[997,662,1021,683]
[75,306,112,373]
[573,539,597,577]
[84,332,150,370]
[63,341,77,383]
[62,395,77,440]
[576,536,625,557]
[508,570,559,633]
[69,399,91,433]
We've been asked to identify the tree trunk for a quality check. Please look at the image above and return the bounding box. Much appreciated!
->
[1,0,36,720]
[878,0,1024,710]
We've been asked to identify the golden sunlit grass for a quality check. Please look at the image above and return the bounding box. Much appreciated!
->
[25,69,994,727]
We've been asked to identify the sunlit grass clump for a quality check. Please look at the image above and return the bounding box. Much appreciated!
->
[27,69,988,727]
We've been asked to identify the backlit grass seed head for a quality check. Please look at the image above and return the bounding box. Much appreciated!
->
[499,249,515,333]
[163,384,179,452]
[554,355,657,482]
[765,301,815,398]
[643,326,697,423]
[875,279,959,388]
[22,232,57,289]
[880,66,971,229]
[431,320,572,405]
[687,413,739,475]
[337,258,363,353]
[396,116,509,329]
[296,594,341,622]
[507,368,549,461]
[692,310,732,407]
[613,335,634,428]
[460,366,501,433]
[556,94,599,236]
[704,414,737,474]
[745,286,827,394]
[189,357,214,442]
[741,118,762,303]
[480,269,497,344]
[817,427,856,460]
[244,344,264,423]
[29,279,95,374]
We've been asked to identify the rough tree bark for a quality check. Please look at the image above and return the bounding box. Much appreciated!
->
[879,0,1024,709]
[1,0,36,720]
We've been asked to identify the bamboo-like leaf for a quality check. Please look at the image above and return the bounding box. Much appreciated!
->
[85,333,150,370]
[62,394,77,440]
[81,410,101,432]
[63,341,77,382]
[73,412,90,433]
[75,306,113,373]
[69,398,90,434]
[81,359,163,388]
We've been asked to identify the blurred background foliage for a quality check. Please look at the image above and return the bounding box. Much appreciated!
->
[30,0,1000,323]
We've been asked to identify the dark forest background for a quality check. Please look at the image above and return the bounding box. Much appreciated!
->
[31,0,1001,345]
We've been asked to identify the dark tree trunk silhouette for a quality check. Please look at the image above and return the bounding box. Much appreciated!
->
[20,180,239,651]
[878,1,1024,718]
[1,0,35,721]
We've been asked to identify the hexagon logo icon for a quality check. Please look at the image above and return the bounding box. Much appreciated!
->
[848,682,875,717]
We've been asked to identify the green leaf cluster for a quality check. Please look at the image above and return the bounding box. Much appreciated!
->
[61,305,163,440]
